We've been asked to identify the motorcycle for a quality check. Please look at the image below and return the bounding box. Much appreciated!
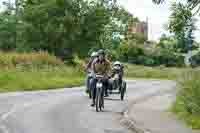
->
[109,66,126,100]
[112,73,120,90]
[95,74,105,112]
[86,71,95,99]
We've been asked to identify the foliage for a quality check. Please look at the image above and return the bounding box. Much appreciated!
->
[124,64,185,80]
[0,12,16,50]
[172,70,200,129]
[190,51,200,67]
[19,0,110,56]
[155,35,184,67]
[125,32,146,44]
[0,0,137,59]
[158,34,178,51]
[152,0,200,15]
[168,2,196,53]
[0,0,199,68]
[0,51,63,68]
[0,66,84,92]
[116,35,184,67]
[0,51,84,91]
[117,40,145,63]
[156,48,184,67]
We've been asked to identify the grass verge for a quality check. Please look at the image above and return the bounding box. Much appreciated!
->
[0,51,85,92]
[0,66,84,92]
[171,70,200,129]
[125,64,200,129]
[1,51,200,130]
[125,64,186,80]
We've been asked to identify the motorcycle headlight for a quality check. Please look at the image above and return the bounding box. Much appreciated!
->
[96,82,103,88]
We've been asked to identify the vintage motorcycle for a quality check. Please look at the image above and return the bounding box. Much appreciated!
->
[109,65,126,100]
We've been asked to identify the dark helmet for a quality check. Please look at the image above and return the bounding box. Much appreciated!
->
[98,49,105,56]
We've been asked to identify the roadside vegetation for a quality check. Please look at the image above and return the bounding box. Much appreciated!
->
[126,63,200,129]
[0,0,200,130]
[0,51,64,68]
[172,70,200,129]
[0,52,84,92]
[125,64,186,80]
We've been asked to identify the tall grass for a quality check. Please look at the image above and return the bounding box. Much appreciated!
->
[0,51,84,91]
[1,51,200,130]
[124,64,185,80]
[124,64,200,129]
[0,67,84,92]
[0,51,63,68]
[172,70,200,129]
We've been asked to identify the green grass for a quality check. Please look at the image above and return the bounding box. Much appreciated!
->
[172,97,200,129]
[124,64,186,80]
[0,51,199,129]
[0,51,64,68]
[125,64,200,129]
[0,66,84,92]
[0,51,84,92]
[171,70,200,129]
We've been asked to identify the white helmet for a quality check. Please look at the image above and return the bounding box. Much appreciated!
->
[113,61,121,66]
[91,52,98,57]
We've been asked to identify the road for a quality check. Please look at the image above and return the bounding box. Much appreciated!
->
[0,80,176,133]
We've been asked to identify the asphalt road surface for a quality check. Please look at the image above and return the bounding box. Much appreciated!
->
[0,80,176,133]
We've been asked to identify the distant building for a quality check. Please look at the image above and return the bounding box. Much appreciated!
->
[128,19,148,41]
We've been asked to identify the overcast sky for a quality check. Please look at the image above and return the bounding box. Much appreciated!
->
[118,0,200,41]
[0,0,200,41]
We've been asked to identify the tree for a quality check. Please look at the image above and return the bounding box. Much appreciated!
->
[16,0,116,57]
[0,1,18,51]
[0,0,142,62]
[168,2,196,53]
[0,12,16,50]
[158,34,178,51]
[99,5,139,50]
[0,0,135,58]
[152,0,200,15]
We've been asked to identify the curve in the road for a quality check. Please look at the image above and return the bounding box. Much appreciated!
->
[0,80,175,133]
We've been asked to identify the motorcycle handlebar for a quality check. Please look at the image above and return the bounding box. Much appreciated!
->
[95,75,104,78]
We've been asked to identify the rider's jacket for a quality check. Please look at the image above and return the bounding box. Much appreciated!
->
[86,57,96,72]
[92,58,111,76]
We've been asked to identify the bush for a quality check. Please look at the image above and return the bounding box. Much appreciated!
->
[191,52,200,67]
[151,48,184,67]
[68,54,85,69]
[172,70,200,129]
[0,51,64,68]
[106,50,118,61]
[0,52,84,91]
[135,56,155,66]
[117,41,184,67]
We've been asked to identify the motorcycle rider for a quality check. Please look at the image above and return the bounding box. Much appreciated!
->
[110,61,124,87]
[85,52,98,94]
[90,49,111,107]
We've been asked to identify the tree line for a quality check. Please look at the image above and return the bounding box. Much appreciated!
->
[0,0,139,59]
[0,0,200,66]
